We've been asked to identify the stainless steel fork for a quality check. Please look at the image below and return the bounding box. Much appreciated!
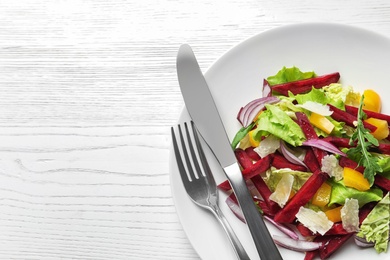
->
[171,121,250,260]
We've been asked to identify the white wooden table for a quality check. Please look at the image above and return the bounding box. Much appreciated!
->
[0,1,390,259]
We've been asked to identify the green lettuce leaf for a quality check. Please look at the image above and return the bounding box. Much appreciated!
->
[328,179,383,207]
[323,83,362,109]
[254,104,306,146]
[373,153,390,172]
[322,83,350,109]
[294,87,328,105]
[267,66,315,86]
[288,88,345,137]
[357,192,390,253]
[264,167,312,192]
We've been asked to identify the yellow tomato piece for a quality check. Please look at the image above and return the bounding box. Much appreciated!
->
[248,130,260,147]
[343,167,370,191]
[309,113,335,134]
[363,89,381,113]
[312,182,332,207]
[325,206,342,223]
[364,117,389,140]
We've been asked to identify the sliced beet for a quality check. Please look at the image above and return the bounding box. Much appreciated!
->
[322,136,353,148]
[374,174,390,191]
[345,105,390,124]
[272,152,307,172]
[234,148,253,169]
[296,112,327,163]
[314,234,353,259]
[328,104,377,132]
[271,72,340,96]
[303,148,321,174]
[251,175,281,215]
[218,154,272,191]
[274,172,329,223]
[244,146,261,161]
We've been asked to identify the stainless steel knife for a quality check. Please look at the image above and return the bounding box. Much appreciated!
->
[176,44,283,260]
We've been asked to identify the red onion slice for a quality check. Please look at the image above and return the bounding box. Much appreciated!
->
[226,194,245,222]
[273,235,322,252]
[264,215,299,240]
[262,79,272,97]
[302,139,346,157]
[237,96,280,127]
[354,235,375,248]
[280,141,308,169]
[226,194,299,240]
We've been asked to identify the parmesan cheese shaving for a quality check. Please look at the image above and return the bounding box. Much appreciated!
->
[296,207,333,235]
[341,198,360,232]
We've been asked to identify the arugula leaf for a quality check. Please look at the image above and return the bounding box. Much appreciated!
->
[231,122,254,149]
[346,95,382,186]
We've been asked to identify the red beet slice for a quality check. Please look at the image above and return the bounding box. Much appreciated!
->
[274,172,329,223]
[272,152,307,172]
[345,105,390,124]
[328,104,377,132]
[218,155,272,191]
[271,72,340,96]
[296,112,327,163]
[234,148,253,169]
[251,175,281,215]
[314,234,353,259]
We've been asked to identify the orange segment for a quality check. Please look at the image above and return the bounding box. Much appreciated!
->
[309,112,335,134]
[248,130,260,147]
[364,117,389,140]
[343,167,370,191]
[312,182,332,207]
[363,89,381,113]
[325,206,342,222]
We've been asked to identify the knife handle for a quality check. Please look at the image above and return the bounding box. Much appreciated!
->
[224,162,283,260]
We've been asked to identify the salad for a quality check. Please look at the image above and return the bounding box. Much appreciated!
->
[219,67,390,259]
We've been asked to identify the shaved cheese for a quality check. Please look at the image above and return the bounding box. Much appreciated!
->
[296,207,333,235]
[297,101,333,116]
[341,198,360,232]
[321,155,344,181]
[269,173,294,208]
[254,135,280,158]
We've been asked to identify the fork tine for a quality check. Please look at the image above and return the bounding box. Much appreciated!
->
[177,124,194,181]
[190,121,217,187]
[171,127,187,180]
[177,124,197,182]
[184,122,203,178]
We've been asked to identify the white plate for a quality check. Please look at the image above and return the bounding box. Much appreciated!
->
[169,23,390,260]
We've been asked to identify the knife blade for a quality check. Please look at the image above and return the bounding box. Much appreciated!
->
[176,43,282,260]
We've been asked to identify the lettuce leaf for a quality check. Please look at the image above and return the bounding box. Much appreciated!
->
[294,87,328,105]
[357,192,390,253]
[373,153,390,172]
[328,179,383,207]
[323,83,361,109]
[254,104,306,146]
[267,66,315,86]
[265,167,312,192]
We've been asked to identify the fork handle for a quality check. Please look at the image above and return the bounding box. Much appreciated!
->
[210,203,250,260]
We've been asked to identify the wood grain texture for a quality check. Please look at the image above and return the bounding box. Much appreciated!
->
[0,0,389,259]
